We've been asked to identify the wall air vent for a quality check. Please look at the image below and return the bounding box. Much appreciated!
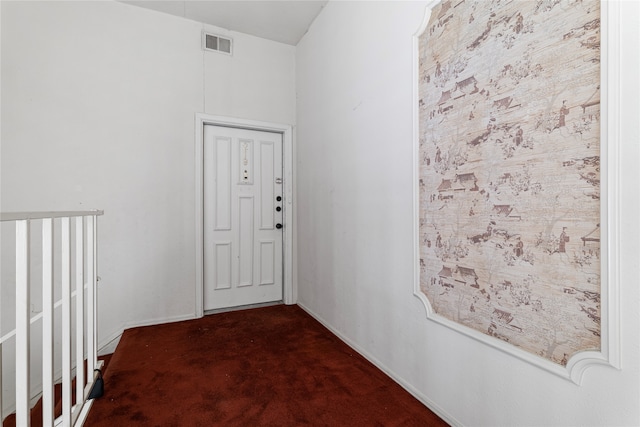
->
[203,32,233,55]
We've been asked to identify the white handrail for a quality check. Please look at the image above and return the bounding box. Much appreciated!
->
[0,210,104,222]
[1,210,103,427]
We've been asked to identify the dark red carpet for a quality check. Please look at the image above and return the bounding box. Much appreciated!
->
[85,305,448,426]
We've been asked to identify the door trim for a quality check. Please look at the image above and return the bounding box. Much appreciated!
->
[195,114,295,318]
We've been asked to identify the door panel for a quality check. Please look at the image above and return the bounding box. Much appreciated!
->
[259,141,275,229]
[204,125,283,311]
[259,240,276,285]
[214,137,232,230]
[214,242,231,290]
[238,195,254,287]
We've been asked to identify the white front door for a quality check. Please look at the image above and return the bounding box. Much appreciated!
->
[204,125,284,311]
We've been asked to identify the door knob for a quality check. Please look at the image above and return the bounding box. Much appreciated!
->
[276,196,282,202]
[276,206,282,212]
[276,223,283,229]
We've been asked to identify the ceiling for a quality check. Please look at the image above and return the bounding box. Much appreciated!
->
[121,1,328,45]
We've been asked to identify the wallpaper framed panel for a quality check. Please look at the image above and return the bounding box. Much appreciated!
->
[413,0,620,384]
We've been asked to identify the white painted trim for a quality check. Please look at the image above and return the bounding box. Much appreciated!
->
[123,313,197,331]
[98,331,123,356]
[3,359,105,427]
[195,115,295,316]
[75,217,85,405]
[0,210,103,221]
[76,360,104,427]
[297,302,462,427]
[96,312,199,358]
[412,1,621,385]
[599,0,622,374]
[42,218,54,426]
[15,220,30,426]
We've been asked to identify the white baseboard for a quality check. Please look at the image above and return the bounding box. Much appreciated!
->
[98,313,198,356]
[124,313,197,330]
[98,332,122,356]
[297,302,461,427]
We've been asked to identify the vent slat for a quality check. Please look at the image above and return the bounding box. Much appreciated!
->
[203,32,232,55]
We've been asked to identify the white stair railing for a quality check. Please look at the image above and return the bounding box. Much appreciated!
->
[0,210,104,427]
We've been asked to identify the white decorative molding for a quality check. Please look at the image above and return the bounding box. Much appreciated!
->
[259,240,276,286]
[194,113,295,317]
[214,136,232,230]
[238,196,255,287]
[412,0,621,385]
[214,241,233,289]
[259,140,276,229]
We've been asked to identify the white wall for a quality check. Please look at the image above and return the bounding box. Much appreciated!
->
[203,27,296,125]
[295,1,639,426]
[1,0,294,359]
[2,0,638,424]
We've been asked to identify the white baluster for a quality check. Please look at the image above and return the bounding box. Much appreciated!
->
[42,218,54,426]
[61,217,72,427]
[75,217,85,404]
[86,216,96,376]
[15,219,31,427]
[1,210,103,425]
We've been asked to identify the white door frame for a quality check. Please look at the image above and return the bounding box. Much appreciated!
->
[195,113,296,317]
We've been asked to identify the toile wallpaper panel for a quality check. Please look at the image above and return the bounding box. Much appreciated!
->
[418,0,601,365]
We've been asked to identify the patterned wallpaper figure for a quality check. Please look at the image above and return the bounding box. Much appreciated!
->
[418,0,601,365]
